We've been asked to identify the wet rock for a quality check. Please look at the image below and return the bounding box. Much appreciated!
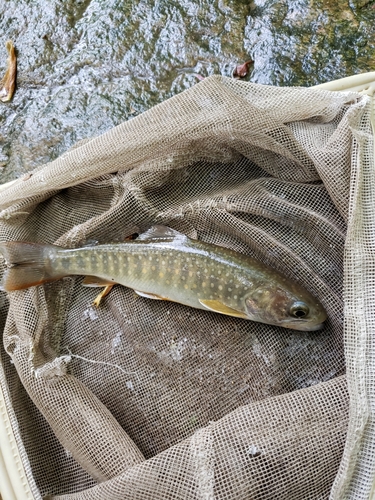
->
[0,0,373,180]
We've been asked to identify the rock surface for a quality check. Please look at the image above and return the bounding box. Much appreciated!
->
[0,0,374,181]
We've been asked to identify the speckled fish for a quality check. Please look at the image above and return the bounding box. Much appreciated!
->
[0,226,327,331]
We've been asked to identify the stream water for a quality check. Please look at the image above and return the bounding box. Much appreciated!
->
[0,0,374,182]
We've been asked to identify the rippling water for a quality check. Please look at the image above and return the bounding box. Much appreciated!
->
[0,0,374,180]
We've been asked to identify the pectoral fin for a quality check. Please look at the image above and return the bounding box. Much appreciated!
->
[198,299,248,319]
[82,276,117,287]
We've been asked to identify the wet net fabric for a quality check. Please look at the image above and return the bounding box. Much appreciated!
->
[0,76,371,498]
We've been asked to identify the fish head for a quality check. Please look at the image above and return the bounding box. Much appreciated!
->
[243,282,327,331]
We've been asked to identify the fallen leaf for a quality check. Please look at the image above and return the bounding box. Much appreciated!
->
[232,60,253,79]
[0,40,17,102]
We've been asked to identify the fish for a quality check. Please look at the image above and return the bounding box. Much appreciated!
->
[0,225,327,331]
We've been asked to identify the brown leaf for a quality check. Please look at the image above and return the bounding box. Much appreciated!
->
[232,60,254,79]
[0,40,17,102]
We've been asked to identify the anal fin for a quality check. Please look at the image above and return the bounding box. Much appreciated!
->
[81,276,118,307]
[198,299,248,319]
[93,285,114,307]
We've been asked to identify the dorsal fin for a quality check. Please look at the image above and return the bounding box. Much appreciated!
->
[82,239,99,248]
[137,225,187,242]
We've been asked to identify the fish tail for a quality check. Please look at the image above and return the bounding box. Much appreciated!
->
[0,241,64,291]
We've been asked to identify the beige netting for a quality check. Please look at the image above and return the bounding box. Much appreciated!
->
[0,76,372,499]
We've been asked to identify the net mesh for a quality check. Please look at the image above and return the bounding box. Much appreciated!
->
[0,76,371,498]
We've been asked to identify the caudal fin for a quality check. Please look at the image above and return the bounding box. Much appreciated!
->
[0,241,63,291]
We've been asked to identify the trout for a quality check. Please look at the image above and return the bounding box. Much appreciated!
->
[0,226,327,331]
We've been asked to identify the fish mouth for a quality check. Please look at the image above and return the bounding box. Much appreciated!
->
[280,321,326,332]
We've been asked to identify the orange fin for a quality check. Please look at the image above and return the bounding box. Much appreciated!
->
[82,276,117,287]
[0,267,61,291]
[134,290,167,300]
[0,241,64,291]
[198,299,248,319]
[93,285,114,308]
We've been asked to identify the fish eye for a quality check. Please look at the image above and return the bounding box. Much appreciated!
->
[289,302,309,318]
